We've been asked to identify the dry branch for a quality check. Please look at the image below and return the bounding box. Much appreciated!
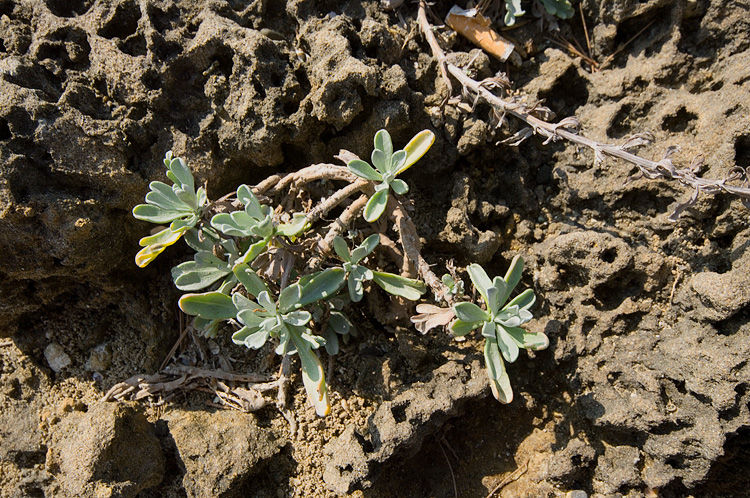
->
[416,3,750,220]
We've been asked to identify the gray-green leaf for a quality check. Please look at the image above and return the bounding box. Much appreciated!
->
[298,268,347,306]
[371,271,426,300]
[453,302,490,322]
[179,292,237,320]
[348,159,382,182]
[363,189,389,222]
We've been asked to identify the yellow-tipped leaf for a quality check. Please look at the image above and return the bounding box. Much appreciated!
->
[398,130,435,174]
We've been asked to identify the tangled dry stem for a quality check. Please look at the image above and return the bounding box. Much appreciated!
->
[261,159,451,301]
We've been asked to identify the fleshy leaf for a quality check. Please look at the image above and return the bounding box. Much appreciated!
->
[497,326,520,363]
[350,234,380,264]
[256,291,276,313]
[298,268,347,306]
[502,254,524,305]
[232,264,269,298]
[347,265,372,302]
[466,264,493,305]
[233,294,261,313]
[399,130,435,174]
[506,288,536,311]
[388,150,407,175]
[485,337,513,403]
[283,310,312,327]
[451,319,483,337]
[371,271,426,300]
[486,286,503,316]
[453,302,490,322]
[539,0,574,19]
[291,328,330,416]
[504,326,549,350]
[363,189,389,222]
[237,184,264,219]
[390,178,409,195]
[481,321,497,339]
[348,159,382,182]
[145,182,191,211]
[167,156,195,192]
[322,329,340,355]
[371,149,388,174]
[332,236,351,262]
[232,326,269,349]
[172,258,232,291]
[504,0,525,26]
[135,226,189,268]
[279,284,302,313]
[183,228,214,252]
[237,237,271,265]
[133,204,191,224]
[374,129,393,158]
[328,311,354,336]
[179,292,237,320]
[277,213,308,237]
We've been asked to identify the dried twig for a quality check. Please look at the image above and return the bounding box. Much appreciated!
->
[437,435,458,498]
[415,5,750,219]
[159,311,190,371]
[444,63,750,220]
[390,195,452,304]
[417,0,453,105]
[102,364,276,409]
[306,178,370,224]
[599,19,656,70]
[485,460,528,498]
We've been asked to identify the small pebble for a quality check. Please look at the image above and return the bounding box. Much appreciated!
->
[44,343,71,373]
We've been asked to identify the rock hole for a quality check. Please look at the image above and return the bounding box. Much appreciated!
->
[716,305,750,337]
[294,68,311,92]
[661,107,698,133]
[0,0,13,17]
[0,38,5,53]
[14,449,47,468]
[283,99,300,116]
[252,77,266,99]
[37,27,91,70]
[538,65,589,116]
[98,1,141,40]
[119,34,147,57]
[142,70,161,90]
[600,248,617,264]
[19,485,44,498]
[582,318,596,337]
[151,35,182,62]
[734,135,750,168]
[148,5,177,33]
[391,402,408,423]
[353,430,374,454]
[607,101,654,139]
[211,44,234,77]
[610,6,671,67]
[45,0,92,17]
[691,426,750,495]
[665,456,687,470]
[0,118,11,140]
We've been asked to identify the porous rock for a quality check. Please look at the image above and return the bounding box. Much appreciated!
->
[163,409,284,498]
[323,359,487,494]
[45,401,164,497]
